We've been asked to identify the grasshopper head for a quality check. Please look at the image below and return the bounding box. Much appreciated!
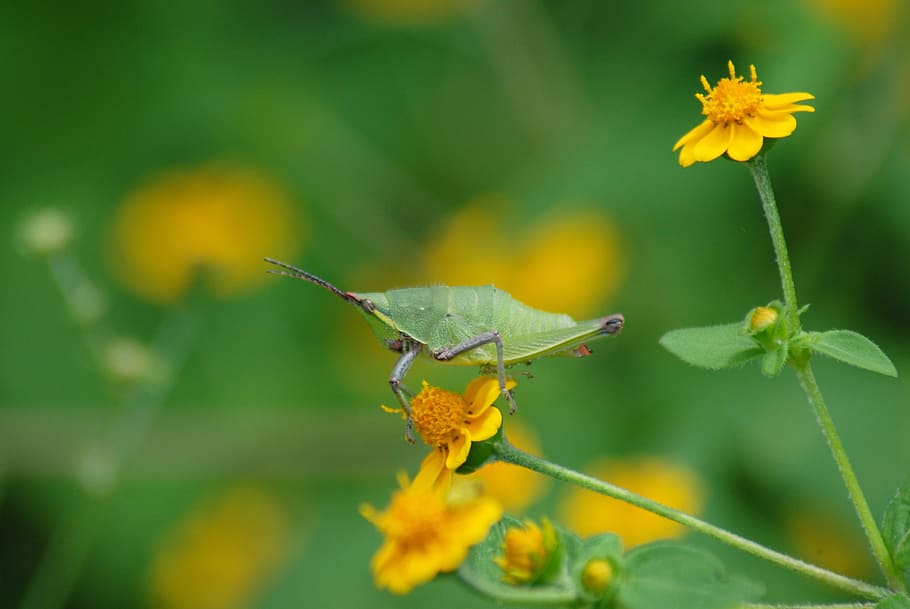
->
[599,314,624,335]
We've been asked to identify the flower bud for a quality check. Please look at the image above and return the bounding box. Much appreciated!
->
[495,518,561,585]
[580,558,615,595]
[749,306,779,333]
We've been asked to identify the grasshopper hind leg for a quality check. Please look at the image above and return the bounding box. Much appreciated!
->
[389,338,422,443]
[432,330,518,415]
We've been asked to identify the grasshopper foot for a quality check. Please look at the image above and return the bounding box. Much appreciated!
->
[405,415,416,444]
[503,388,517,415]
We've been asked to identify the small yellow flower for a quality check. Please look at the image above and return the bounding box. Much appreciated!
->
[558,457,705,548]
[408,377,513,470]
[749,305,779,333]
[580,558,615,595]
[494,518,559,585]
[673,61,815,167]
[110,163,300,303]
[148,486,291,609]
[466,420,547,511]
[361,458,502,594]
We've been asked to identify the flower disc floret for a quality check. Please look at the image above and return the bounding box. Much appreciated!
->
[408,377,511,470]
[673,60,815,167]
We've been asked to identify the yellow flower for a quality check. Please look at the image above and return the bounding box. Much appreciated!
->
[424,199,625,318]
[361,457,502,594]
[749,305,780,333]
[466,420,548,511]
[148,486,291,609]
[580,558,615,595]
[110,163,300,303]
[558,457,705,548]
[494,518,559,585]
[408,377,513,470]
[673,61,815,167]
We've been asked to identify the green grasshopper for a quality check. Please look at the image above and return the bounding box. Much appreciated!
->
[265,258,624,440]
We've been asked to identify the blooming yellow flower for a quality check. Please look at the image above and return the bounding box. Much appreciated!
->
[110,163,300,303]
[148,486,291,609]
[558,457,705,548]
[495,518,559,585]
[466,420,548,511]
[424,199,625,318]
[406,377,513,470]
[361,457,502,594]
[673,61,815,167]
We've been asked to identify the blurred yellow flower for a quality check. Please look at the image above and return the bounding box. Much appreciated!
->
[558,457,705,548]
[111,163,300,303]
[785,504,873,579]
[580,558,615,596]
[466,420,547,512]
[401,377,512,470]
[148,486,291,609]
[673,61,815,167]
[424,198,625,318]
[361,456,502,594]
[495,517,559,585]
[808,0,902,43]
[340,0,484,25]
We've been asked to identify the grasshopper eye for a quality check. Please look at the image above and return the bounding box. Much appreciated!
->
[600,315,625,335]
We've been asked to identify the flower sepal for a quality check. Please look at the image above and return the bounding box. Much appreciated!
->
[456,425,502,474]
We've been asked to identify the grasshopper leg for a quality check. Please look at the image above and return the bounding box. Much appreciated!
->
[389,337,421,443]
[431,330,518,415]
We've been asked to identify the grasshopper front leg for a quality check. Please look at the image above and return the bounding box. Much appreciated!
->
[389,337,422,443]
[431,330,518,414]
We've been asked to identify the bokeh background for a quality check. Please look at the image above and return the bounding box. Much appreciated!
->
[3,1,910,607]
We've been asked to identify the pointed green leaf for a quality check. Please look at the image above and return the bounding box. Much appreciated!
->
[809,330,898,377]
[616,542,763,609]
[660,323,763,370]
[876,593,910,609]
[458,515,579,604]
[760,344,788,377]
[883,479,910,586]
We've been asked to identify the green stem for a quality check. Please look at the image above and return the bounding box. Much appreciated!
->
[493,440,888,600]
[743,604,875,609]
[794,362,906,592]
[746,154,905,592]
[747,155,800,332]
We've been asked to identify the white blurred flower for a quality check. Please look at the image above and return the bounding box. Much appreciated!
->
[20,208,73,255]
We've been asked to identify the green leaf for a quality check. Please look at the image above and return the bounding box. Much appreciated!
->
[809,330,898,377]
[760,344,788,377]
[883,479,910,586]
[876,593,910,609]
[458,515,579,605]
[660,323,763,370]
[616,542,762,609]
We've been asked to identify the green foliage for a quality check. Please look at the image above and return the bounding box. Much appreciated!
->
[883,479,910,587]
[658,323,763,370]
[876,593,910,609]
[807,330,898,377]
[616,542,762,609]
[460,518,758,609]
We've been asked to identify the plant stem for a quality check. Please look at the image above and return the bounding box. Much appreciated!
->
[747,155,801,332]
[493,441,888,600]
[746,154,905,592]
[794,362,906,592]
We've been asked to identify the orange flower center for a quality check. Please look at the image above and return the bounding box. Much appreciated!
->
[411,383,470,447]
[697,61,763,126]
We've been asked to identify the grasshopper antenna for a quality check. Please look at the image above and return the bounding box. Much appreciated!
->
[264,257,353,302]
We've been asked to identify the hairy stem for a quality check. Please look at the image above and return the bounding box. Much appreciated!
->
[493,440,888,600]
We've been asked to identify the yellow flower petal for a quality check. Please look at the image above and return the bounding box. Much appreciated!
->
[692,123,733,162]
[672,119,714,152]
[466,405,503,442]
[745,110,797,138]
[726,123,764,161]
[412,449,452,493]
[762,92,815,108]
[677,142,699,168]
[446,430,472,469]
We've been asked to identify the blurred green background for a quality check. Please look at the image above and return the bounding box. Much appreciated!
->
[3,0,910,607]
